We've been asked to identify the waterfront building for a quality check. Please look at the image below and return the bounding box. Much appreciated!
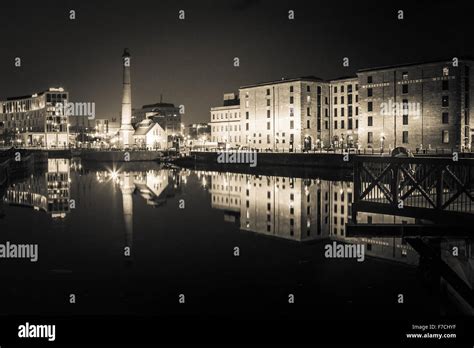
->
[210,58,474,152]
[68,114,93,140]
[91,118,121,138]
[186,123,211,141]
[329,77,360,148]
[132,101,182,142]
[0,88,69,148]
[185,123,211,148]
[132,119,167,150]
[210,93,242,148]
[357,59,474,151]
[239,77,330,151]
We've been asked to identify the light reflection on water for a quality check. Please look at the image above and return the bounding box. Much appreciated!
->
[0,158,472,317]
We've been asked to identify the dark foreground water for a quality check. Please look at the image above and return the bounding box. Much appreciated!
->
[0,158,472,319]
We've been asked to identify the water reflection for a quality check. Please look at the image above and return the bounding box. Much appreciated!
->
[0,159,466,268]
[207,171,419,265]
[4,158,70,219]
[0,159,472,313]
[95,167,179,252]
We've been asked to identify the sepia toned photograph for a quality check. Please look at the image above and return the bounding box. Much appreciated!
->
[0,0,473,345]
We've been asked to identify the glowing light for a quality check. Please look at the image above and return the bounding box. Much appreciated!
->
[110,169,120,181]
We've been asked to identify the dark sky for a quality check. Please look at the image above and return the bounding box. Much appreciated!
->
[0,0,472,124]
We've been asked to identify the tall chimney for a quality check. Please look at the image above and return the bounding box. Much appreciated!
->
[119,48,134,147]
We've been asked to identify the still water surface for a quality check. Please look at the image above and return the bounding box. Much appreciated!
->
[0,158,471,318]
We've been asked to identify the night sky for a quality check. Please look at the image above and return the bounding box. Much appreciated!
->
[0,0,472,124]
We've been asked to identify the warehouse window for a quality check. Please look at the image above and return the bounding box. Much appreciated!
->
[442,112,449,124]
[402,131,409,144]
[442,130,449,144]
[442,96,449,107]
[368,132,373,143]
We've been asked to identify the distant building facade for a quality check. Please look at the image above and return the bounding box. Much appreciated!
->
[210,93,242,147]
[132,102,182,141]
[132,119,167,150]
[239,77,330,151]
[357,60,473,151]
[0,88,69,148]
[186,123,211,140]
[92,118,121,138]
[210,58,474,151]
[329,77,360,148]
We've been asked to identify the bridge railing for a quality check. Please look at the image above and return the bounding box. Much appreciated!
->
[352,156,474,221]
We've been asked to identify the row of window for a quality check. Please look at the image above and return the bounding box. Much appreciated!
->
[212,136,241,143]
[366,130,450,144]
[334,119,358,130]
[365,68,450,85]
[261,85,324,97]
[366,80,449,97]
[247,86,450,113]
[262,83,363,96]
[334,94,357,105]
[211,111,240,120]
[1,94,66,114]
[212,124,241,132]
[0,111,43,122]
[333,84,358,94]
[367,96,450,113]
[367,112,450,127]
[242,107,334,120]
[334,106,358,117]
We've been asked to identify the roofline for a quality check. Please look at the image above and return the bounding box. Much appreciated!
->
[4,88,66,102]
[141,103,176,109]
[358,57,474,73]
[6,94,43,101]
[211,104,240,111]
[214,57,474,96]
[240,76,325,89]
[329,76,358,82]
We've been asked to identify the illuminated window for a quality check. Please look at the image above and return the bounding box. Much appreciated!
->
[442,130,449,144]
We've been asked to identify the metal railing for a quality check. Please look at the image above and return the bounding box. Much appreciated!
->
[352,156,474,221]
[189,147,474,155]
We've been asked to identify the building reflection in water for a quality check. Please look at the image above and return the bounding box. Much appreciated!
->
[207,171,418,265]
[5,158,71,219]
[95,168,180,253]
[204,169,474,312]
[2,162,469,271]
[121,172,135,251]
[1,162,472,312]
